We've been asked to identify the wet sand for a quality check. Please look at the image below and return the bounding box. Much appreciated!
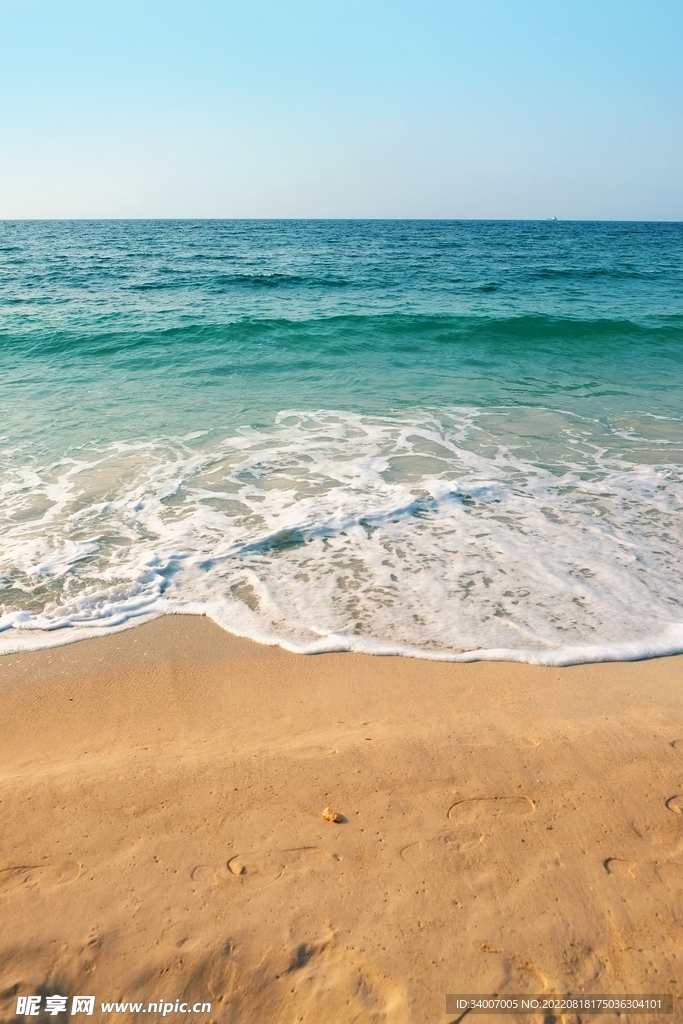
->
[1,615,682,1022]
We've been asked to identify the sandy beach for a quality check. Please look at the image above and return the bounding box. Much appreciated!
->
[1,614,682,1022]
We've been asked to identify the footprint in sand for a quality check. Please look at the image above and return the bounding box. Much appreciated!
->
[190,864,216,884]
[400,828,484,864]
[603,858,683,888]
[604,857,637,878]
[665,795,683,815]
[215,847,332,890]
[0,861,82,897]
[447,796,535,824]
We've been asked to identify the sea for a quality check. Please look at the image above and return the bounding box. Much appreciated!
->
[1,219,683,664]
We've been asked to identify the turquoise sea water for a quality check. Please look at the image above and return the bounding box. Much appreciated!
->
[1,220,683,661]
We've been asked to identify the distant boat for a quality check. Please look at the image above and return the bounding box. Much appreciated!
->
[546,216,558,221]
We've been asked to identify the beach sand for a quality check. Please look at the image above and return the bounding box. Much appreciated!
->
[1,615,682,1023]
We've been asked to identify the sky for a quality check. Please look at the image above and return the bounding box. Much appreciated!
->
[1,1,682,220]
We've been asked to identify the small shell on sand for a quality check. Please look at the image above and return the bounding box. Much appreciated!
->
[322,807,343,823]
[228,857,246,875]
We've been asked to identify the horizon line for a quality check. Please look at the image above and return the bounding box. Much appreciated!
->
[1,216,682,224]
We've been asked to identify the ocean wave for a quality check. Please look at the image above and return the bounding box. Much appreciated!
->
[4,312,682,361]
[1,407,682,664]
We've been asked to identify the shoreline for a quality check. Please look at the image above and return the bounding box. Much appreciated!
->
[2,614,682,1021]
[3,609,683,667]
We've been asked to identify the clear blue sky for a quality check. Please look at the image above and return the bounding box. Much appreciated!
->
[1,1,681,219]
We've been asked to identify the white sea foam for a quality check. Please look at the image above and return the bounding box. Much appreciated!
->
[1,407,683,664]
